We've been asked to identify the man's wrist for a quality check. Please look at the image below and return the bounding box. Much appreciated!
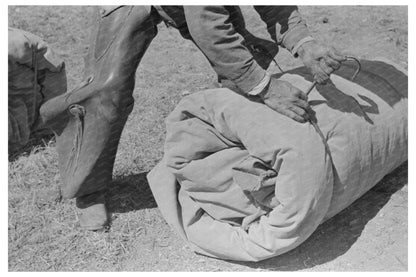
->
[257,77,273,101]
[292,36,315,57]
[247,72,271,96]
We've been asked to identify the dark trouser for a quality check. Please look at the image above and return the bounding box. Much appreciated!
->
[51,5,278,200]
[76,6,159,197]
[41,6,160,200]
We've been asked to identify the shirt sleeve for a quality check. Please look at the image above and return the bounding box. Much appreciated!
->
[183,6,266,94]
[253,6,311,54]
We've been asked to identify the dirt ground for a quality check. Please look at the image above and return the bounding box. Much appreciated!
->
[8,6,408,271]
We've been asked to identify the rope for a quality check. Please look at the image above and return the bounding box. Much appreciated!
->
[243,57,361,231]
[305,56,361,161]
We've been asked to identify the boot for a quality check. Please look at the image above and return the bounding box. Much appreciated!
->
[39,6,159,229]
[76,190,108,231]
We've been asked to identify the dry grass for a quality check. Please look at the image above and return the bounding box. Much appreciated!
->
[8,6,407,271]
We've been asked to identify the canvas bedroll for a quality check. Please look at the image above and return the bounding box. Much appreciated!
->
[147,59,407,262]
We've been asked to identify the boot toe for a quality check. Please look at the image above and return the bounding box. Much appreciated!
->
[78,202,108,231]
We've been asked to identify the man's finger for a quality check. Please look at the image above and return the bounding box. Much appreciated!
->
[280,108,307,123]
[327,47,346,62]
[288,105,309,121]
[319,59,334,75]
[323,56,341,70]
[292,96,309,109]
[313,67,329,84]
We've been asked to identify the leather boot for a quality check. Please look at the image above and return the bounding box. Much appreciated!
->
[39,6,159,230]
[76,190,108,231]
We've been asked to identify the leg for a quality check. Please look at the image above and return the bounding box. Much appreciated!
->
[40,6,159,230]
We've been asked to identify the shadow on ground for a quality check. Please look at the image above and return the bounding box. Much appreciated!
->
[104,162,407,271]
[106,172,157,213]
[230,161,408,271]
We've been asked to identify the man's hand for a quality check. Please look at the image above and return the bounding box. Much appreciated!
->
[259,77,310,123]
[297,40,346,84]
